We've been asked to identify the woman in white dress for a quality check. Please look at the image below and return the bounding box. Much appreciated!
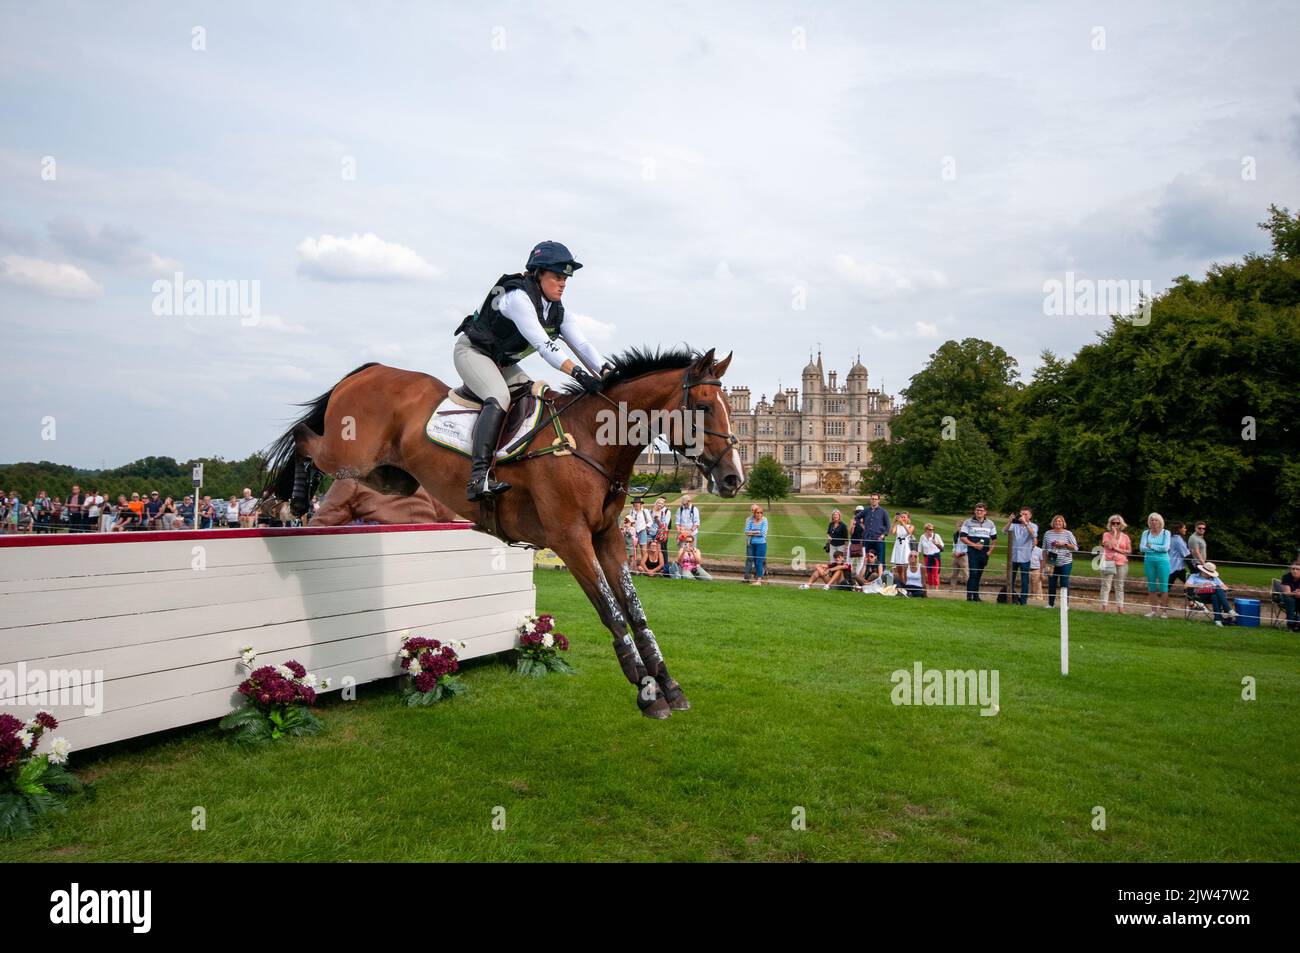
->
[890,511,914,578]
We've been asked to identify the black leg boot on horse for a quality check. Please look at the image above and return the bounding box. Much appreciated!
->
[466,397,511,502]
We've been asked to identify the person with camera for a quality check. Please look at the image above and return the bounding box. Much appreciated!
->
[1003,506,1038,605]
[1042,514,1079,608]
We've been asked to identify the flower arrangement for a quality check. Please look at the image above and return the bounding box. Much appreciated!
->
[218,646,329,744]
[397,633,465,705]
[516,614,574,676]
[1,711,85,839]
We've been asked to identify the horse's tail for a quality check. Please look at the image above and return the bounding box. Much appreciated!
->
[261,362,380,500]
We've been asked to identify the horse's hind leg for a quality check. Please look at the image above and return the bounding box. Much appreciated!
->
[595,527,690,711]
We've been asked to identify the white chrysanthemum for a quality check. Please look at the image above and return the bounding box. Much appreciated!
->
[400,629,411,642]
[399,648,409,658]
[409,659,422,675]
[542,633,554,649]
[304,673,317,688]
[276,664,294,679]
[16,728,34,749]
[48,737,72,764]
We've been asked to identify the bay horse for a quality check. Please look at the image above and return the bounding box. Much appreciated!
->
[262,346,745,718]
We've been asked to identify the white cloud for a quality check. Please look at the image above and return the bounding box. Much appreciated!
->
[832,254,948,299]
[0,255,103,299]
[252,313,308,334]
[914,321,940,338]
[48,217,179,275]
[869,324,900,341]
[567,311,616,343]
[297,232,442,282]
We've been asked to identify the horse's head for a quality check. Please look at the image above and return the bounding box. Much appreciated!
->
[680,348,745,497]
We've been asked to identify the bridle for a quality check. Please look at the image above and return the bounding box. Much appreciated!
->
[666,365,740,491]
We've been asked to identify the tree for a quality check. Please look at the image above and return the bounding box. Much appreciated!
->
[744,455,789,510]
[861,338,1020,507]
[926,426,1005,514]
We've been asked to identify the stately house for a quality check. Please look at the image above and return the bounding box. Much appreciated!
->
[636,351,897,494]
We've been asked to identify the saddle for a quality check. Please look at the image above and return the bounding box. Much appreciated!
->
[445,380,555,453]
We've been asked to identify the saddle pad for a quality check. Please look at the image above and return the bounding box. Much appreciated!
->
[425,396,545,460]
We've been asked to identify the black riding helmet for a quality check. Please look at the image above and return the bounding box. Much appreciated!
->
[526,240,582,277]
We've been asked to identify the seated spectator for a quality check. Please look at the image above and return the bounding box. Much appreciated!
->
[642,534,664,575]
[144,490,163,529]
[852,548,893,591]
[800,550,853,590]
[113,495,140,531]
[1280,559,1300,632]
[160,495,178,529]
[178,495,195,527]
[897,552,927,597]
[1187,562,1236,627]
[677,541,712,581]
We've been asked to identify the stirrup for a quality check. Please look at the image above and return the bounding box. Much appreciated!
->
[467,473,510,501]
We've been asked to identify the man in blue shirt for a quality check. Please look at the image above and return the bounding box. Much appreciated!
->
[1003,507,1038,605]
[861,493,891,566]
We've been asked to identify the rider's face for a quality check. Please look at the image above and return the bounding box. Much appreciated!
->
[538,270,567,301]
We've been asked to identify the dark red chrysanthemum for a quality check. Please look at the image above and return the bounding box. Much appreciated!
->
[34,711,58,730]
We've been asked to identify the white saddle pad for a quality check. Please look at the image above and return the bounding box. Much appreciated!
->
[425,394,545,460]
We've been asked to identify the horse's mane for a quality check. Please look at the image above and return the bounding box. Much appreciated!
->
[561,345,700,395]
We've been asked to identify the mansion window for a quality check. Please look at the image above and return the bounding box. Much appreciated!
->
[758,421,773,435]
[740,445,748,461]
[874,424,884,438]
[783,446,794,462]
[826,446,846,463]
[783,421,796,437]
[869,395,879,411]
[826,420,845,437]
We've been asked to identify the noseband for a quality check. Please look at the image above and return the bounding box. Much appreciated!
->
[669,366,740,488]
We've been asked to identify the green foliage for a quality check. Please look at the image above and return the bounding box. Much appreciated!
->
[1004,206,1300,561]
[862,338,1020,507]
[399,674,465,705]
[218,703,324,745]
[926,426,1006,513]
[1,757,87,840]
[744,455,790,507]
[629,470,686,494]
[515,653,575,677]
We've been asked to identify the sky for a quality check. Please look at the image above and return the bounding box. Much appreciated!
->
[1,0,1297,468]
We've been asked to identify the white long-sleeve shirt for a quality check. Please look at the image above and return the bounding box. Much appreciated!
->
[496,289,606,375]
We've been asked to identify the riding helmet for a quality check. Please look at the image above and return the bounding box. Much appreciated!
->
[526,240,583,276]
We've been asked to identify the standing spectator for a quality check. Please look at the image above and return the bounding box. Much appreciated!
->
[237,488,258,528]
[622,515,636,560]
[1003,506,1039,606]
[32,490,51,533]
[958,502,997,602]
[66,485,85,532]
[84,491,100,533]
[1029,541,1045,603]
[200,495,218,529]
[849,506,867,574]
[100,496,117,533]
[144,491,164,529]
[1042,514,1079,608]
[1188,562,1236,627]
[1140,512,1172,619]
[652,498,673,576]
[1098,514,1133,614]
[917,522,945,588]
[1168,521,1193,587]
[1187,521,1208,565]
[744,504,768,586]
[826,509,849,562]
[631,499,650,572]
[226,496,240,529]
[49,497,64,531]
[862,494,890,566]
[889,511,914,579]
[951,520,968,589]
[3,491,19,534]
[160,496,178,529]
[1279,558,1300,632]
[675,494,701,543]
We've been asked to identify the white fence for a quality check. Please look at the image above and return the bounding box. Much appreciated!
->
[0,523,534,750]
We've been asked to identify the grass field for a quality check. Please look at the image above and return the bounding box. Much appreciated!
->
[3,569,1296,862]
[666,494,1284,590]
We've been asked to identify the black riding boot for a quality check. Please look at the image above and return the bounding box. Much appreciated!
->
[466,397,512,501]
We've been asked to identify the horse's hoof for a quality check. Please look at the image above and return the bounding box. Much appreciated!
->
[641,697,673,719]
[667,694,691,711]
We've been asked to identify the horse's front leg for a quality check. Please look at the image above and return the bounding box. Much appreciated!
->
[551,533,672,719]
[595,528,690,712]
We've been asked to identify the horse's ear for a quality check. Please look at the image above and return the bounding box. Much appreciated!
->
[712,350,733,378]
[693,348,716,374]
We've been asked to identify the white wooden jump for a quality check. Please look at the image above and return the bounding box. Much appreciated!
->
[0,523,534,750]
